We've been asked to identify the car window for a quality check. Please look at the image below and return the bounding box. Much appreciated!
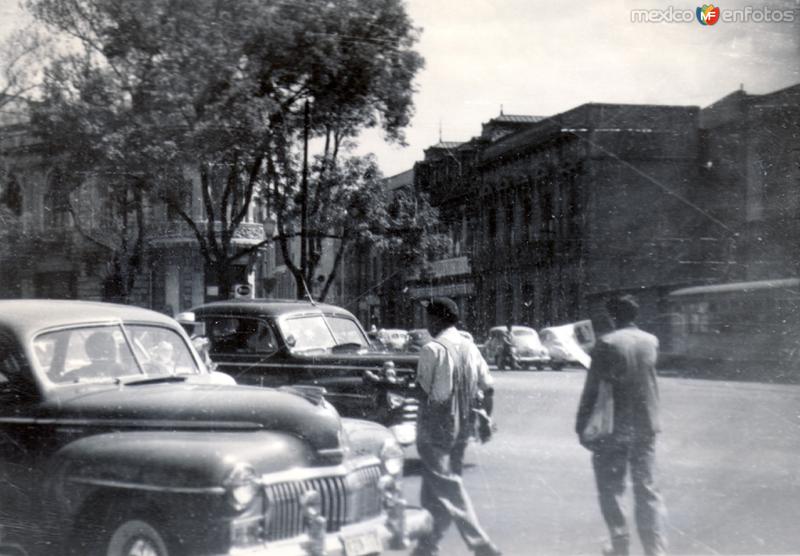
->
[34,325,139,383]
[126,325,200,375]
[205,317,278,354]
[280,315,337,351]
[327,316,369,348]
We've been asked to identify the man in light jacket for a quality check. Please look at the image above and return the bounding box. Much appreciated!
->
[413,297,501,556]
[576,295,667,556]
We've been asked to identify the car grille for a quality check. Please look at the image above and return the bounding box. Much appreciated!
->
[261,464,383,541]
[401,396,419,423]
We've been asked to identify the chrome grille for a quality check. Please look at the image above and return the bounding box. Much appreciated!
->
[262,464,383,541]
[402,396,419,423]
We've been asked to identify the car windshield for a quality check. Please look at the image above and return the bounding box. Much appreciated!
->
[33,324,200,384]
[279,314,369,351]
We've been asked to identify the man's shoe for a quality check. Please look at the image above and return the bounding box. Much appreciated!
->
[474,542,502,556]
[410,544,439,556]
[602,538,630,556]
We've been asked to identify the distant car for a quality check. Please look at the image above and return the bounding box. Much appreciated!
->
[0,299,430,556]
[405,328,433,352]
[485,325,551,370]
[378,328,410,351]
[540,320,595,369]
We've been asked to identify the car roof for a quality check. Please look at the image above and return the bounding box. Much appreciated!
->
[0,299,178,335]
[192,298,359,319]
[489,325,537,332]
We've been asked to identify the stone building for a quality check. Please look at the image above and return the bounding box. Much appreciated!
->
[404,84,800,338]
[0,104,273,314]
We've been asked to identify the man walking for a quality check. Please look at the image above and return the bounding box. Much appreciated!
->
[413,297,501,556]
[576,295,667,556]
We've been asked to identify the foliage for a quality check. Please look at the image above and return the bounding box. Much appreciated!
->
[26,0,427,300]
[271,152,448,300]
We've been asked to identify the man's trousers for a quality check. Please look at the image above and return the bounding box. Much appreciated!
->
[415,441,491,553]
[592,436,667,556]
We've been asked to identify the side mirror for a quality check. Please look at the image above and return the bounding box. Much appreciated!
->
[285,334,297,348]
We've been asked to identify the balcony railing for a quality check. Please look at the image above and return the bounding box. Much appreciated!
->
[148,221,266,246]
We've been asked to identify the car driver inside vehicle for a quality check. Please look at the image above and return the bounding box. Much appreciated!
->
[77,330,123,378]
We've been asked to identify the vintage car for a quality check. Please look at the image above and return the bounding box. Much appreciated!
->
[484,325,551,370]
[188,300,420,447]
[539,320,595,369]
[376,329,409,352]
[0,300,430,556]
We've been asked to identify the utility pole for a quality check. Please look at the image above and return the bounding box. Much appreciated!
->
[300,100,310,298]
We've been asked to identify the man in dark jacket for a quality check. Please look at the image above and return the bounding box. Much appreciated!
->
[576,295,667,556]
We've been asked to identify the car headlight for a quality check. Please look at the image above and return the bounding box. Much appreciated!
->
[224,463,260,511]
[380,438,405,477]
[386,391,405,410]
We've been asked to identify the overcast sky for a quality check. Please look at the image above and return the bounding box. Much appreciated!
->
[3,0,799,177]
[361,0,800,176]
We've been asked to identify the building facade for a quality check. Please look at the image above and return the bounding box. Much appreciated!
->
[403,84,800,339]
[0,105,273,314]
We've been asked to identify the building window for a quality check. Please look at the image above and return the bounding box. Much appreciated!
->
[522,193,532,241]
[505,195,514,244]
[487,204,496,240]
[1,175,22,216]
[43,181,71,229]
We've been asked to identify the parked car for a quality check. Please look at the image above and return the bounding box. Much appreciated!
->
[377,328,410,351]
[540,320,595,369]
[190,299,420,447]
[405,328,433,352]
[484,325,551,370]
[0,300,429,556]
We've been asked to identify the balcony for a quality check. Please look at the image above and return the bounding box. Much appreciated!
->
[428,255,472,277]
[148,221,266,247]
[406,255,472,280]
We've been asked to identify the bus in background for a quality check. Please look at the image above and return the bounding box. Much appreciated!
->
[664,278,800,370]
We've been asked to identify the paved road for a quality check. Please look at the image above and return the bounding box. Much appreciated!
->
[400,368,800,555]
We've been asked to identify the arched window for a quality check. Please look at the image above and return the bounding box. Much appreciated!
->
[1,174,22,216]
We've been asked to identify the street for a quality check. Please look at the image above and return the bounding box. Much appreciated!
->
[401,368,800,555]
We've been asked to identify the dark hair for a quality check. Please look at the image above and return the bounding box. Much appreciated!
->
[425,297,460,325]
[606,294,639,323]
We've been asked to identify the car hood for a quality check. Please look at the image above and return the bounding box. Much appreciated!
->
[42,382,343,457]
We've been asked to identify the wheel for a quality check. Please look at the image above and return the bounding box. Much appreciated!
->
[104,518,171,556]
[551,362,564,371]
[534,364,543,371]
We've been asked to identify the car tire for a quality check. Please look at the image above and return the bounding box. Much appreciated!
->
[104,517,171,556]
[551,362,564,371]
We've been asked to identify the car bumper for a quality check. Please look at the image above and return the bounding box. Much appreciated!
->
[517,355,550,364]
[389,421,417,447]
[224,507,432,556]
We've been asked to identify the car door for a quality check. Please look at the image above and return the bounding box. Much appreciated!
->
[0,332,49,551]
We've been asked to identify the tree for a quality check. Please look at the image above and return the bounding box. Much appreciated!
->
[270,152,448,301]
[27,0,429,300]
[0,25,48,113]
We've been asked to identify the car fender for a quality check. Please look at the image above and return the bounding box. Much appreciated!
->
[43,429,315,523]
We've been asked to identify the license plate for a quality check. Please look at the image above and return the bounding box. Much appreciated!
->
[342,530,382,556]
